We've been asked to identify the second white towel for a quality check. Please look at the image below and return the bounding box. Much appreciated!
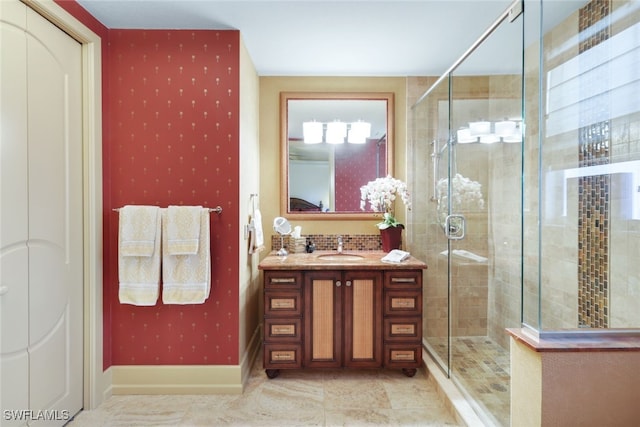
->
[166,205,202,255]
[162,207,211,304]
[118,205,161,305]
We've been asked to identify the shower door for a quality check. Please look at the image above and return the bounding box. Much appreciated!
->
[446,11,524,427]
[411,3,524,426]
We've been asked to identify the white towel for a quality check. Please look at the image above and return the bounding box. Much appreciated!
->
[166,205,202,255]
[119,205,159,257]
[162,207,211,304]
[249,208,265,254]
[118,205,161,305]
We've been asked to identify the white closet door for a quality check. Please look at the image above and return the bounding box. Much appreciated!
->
[1,1,83,425]
[0,1,30,423]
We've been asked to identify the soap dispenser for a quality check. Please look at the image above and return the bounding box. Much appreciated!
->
[305,238,315,253]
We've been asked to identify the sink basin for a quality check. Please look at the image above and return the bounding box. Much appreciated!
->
[317,253,365,262]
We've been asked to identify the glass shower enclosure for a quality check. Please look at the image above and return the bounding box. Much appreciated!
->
[410,0,640,425]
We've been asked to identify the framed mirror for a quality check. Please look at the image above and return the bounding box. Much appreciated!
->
[280,92,394,220]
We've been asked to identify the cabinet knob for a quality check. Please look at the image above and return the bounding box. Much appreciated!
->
[336,281,341,287]
[346,280,352,287]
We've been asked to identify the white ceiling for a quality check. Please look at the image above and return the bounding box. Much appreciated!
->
[75,0,524,77]
[76,1,586,77]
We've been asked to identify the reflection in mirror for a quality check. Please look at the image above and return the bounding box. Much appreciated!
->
[281,92,394,219]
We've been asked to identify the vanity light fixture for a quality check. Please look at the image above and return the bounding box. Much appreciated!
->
[302,121,323,144]
[348,120,372,144]
[469,120,491,136]
[456,119,522,144]
[479,134,500,144]
[495,120,516,136]
[326,121,347,144]
[456,128,476,144]
[302,120,371,145]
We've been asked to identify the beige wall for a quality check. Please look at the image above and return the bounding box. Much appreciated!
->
[258,77,407,254]
[238,38,261,370]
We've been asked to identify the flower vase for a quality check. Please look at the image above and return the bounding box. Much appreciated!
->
[380,225,403,252]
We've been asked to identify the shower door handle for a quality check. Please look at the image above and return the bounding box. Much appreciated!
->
[444,214,465,240]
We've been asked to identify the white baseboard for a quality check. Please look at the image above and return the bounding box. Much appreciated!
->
[102,367,113,403]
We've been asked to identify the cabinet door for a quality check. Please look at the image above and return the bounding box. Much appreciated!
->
[304,271,342,368]
[343,271,383,368]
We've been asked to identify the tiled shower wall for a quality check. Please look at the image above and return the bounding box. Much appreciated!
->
[577,0,611,328]
[606,2,640,328]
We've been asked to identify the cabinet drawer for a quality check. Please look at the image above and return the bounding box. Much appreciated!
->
[264,318,302,342]
[264,344,302,369]
[264,291,302,317]
[384,344,422,368]
[384,290,422,316]
[384,317,422,341]
[264,271,302,290]
[384,270,422,290]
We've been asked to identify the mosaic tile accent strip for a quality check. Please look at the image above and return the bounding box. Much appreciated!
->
[271,234,383,252]
[577,0,611,328]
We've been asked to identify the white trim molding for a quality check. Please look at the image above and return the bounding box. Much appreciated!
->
[110,365,244,395]
[22,0,105,410]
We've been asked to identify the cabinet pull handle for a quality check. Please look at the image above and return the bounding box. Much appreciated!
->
[336,281,341,287]
[272,352,294,360]
[346,280,352,287]
[391,277,416,283]
[270,278,296,283]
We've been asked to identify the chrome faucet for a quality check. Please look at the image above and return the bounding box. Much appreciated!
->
[337,235,343,253]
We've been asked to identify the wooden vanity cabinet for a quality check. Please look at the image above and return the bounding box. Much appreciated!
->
[304,270,383,369]
[263,271,303,376]
[383,270,423,375]
[260,253,425,378]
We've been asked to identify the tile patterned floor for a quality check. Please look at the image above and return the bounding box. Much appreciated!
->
[428,336,510,427]
[68,357,461,426]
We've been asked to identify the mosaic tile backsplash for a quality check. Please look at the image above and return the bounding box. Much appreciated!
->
[270,234,384,252]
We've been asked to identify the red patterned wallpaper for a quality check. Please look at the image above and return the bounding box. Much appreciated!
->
[105,30,241,366]
[335,139,387,211]
[53,1,244,368]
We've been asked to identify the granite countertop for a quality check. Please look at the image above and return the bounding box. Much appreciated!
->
[507,328,640,352]
[258,250,427,271]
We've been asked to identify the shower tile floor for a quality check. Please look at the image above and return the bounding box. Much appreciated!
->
[428,336,510,427]
[68,354,461,426]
